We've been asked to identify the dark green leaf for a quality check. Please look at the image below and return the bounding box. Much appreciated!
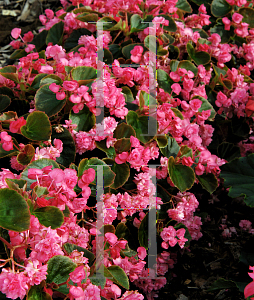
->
[0,95,11,112]
[46,255,76,284]
[34,206,64,229]
[168,156,195,192]
[121,86,134,103]
[130,14,150,33]
[160,136,180,158]
[207,278,237,292]
[158,14,177,32]
[64,28,92,52]
[31,74,48,90]
[211,0,232,17]
[220,154,254,207]
[51,126,76,167]
[178,60,198,76]
[0,188,30,232]
[63,243,95,267]
[176,0,192,13]
[95,140,116,159]
[198,173,218,194]
[157,69,173,94]
[46,21,64,45]
[103,159,130,189]
[217,142,241,162]
[32,30,47,52]
[27,284,52,300]
[20,111,51,141]
[10,49,27,60]
[113,123,135,139]
[39,75,63,87]
[69,104,95,132]
[35,84,66,117]
[104,265,129,290]
[0,66,19,83]
[239,8,254,28]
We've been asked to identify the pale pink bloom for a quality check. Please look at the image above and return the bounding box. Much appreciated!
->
[232,12,243,24]
[24,259,47,285]
[69,286,84,300]
[137,247,147,260]
[0,269,29,299]
[83,283,100,300]
[63,80,79,91]
[119,290,144,300]
[11,28,21,39]
[70,266,87,284]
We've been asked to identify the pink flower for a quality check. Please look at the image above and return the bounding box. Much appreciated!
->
[0,269,29,300]
[115,152,129,164]
[23,31,34,42]
[69,266,87,284]
[63,80,79,91]
[24,259,47,285]
[171,83,181,95]
[11,28,21,39]
[137,247,147,260]
[0,131,13,151]
[130,46,143,63]
[232,12,243,24]
[9,117,26,134]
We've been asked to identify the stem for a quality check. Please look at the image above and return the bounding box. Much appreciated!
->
[0,236,13,250]
[112,30,122,44]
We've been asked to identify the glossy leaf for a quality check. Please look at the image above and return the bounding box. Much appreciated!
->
[168,156,195,192]
[51,126,76,167]
[114,138,131,153]
[31,74,48,90]
[63,243,95,266]
[17,144,35,165]
[186,43,211,65]
[20,111,51,141]
[64,28,92,52]
[159,136,180,158]
[70,104,95,132]
[46,255,76,284]
[130,14,150,33]
[27,284,52,300]
[46,21,64,45]
[0,95,11,112]
[34,206,64,229]
[211,0,232,17]
[113,123,135,139]
[78,158,115,187]
[0,188,30,232]
[104,265,129,290]
[176,0,192,13]
[220,154,254,207]
[178,60,198,76]
[198,173,218,194]
[103,159,130,189]
[126,111,157,143]
[157,69,173,94]
[35,84,66,117]
[39,75,63,87]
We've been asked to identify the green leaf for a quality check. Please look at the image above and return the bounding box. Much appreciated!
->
[155,135,168,148]
[217,142,241,162]
[168,156,195,192]
[178,60,198,76]
[17,144,35,165]
[0,95,11,112]
[157,69,173,94]
[20,111,51,141]
[220,154,254,207]
[186,43,211,65]
[239,8,254,28]
[64,28,92,52]
[207,278,237,292]
[108,44,122,60]
[76,13,99,22]
[51,126,76,167]
[115,222,131,240]
[103,159,130,189]
[157,14,177,32]
[193,95,216,120]
[179,145,193,158]
[104,265,129,290]
[138,208,156,250]
[46,255,76,284]
[34,186,48,197]
[0,87,14,99]
[21,159,59,190]
[39,75,63,87]
[210,22,235,43]
[0,188,30,232]
[46,21,64,45]
[98,16,122,31]
[34,206,64,229]
[198,173,218,194]
[160,136,180,158]
[35,84,66,117]
[6,178,27,190]
[0,66,19,83]
[97,48,113,64]
[78,158,115,187]
[71,66,97,83]
[130,14,150,33]
[27,284,52,300]
[211,0,232,17]
[114,138,131,153]
[70,104,95,132]
[10,49,27,60]
[113,123,135,139]
[31,74,48,90]
[63,243,95,267]
[126,111,157,143]
[120,87,134,103]
[144,35,159,55]
[176,0,192,13]
[95,140,116,159]
[89,268,106,289]
[32,30,47,52]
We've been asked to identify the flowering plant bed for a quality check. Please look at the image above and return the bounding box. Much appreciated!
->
[0,0,254,299]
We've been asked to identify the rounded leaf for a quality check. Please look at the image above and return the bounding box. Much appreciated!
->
[20,111,52,141]
[211,0,232,17]
[168,156,195,192]
[104,158,130,189]
[0,188,30,232]
[34,206,64,229]
[35,84,66,117]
